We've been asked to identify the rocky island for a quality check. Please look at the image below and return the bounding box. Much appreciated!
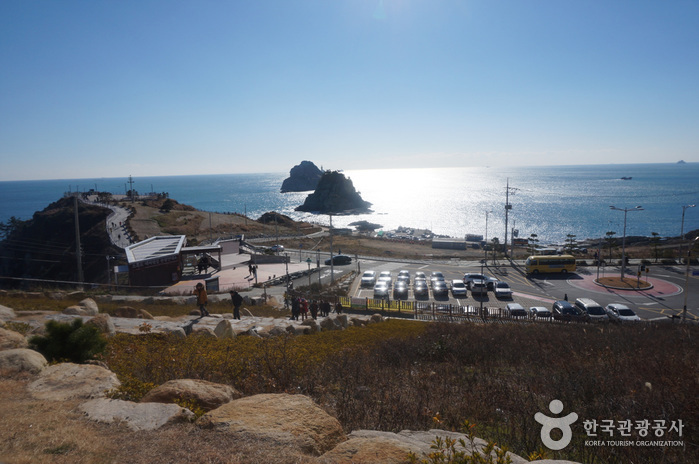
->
[280,161,324,193]
[295,170,372,215]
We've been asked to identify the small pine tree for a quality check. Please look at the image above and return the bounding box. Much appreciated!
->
[30,319,107,363]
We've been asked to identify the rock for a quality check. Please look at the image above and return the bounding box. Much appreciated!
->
[269,326,287,336]
[280,160,324,193]
[197,393,346,456]
[369,313,383,324]
[239,327,262,338]
[214,319,237,339]
[141,379,242,411]
[113,306,154,319]
[80,398,195,431]
[0,327,28,350]
[300,319,319,333]
[45,292,66,300]
[79,298,99,314]
[320,317,341,332]
[0,348,48,375]
[295,171,372,214]
[336,314,349,329]
[318,435,423,464]
[85,313,116,336]
[161,327,187,339]
[191,327,217,338]
[28,362,121,401]
[0,304,17,320]
[63,305,92,316]
[350,317,366,327]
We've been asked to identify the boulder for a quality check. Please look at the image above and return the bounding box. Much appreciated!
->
[369,313,383,324]
[63,298,99,316]
[238,327,262,338]
[269,326,287,336]
[79,298,99,314]
[85,313,116,336]
[214,319,237,339]
[28,362,121,401]
[335,314,349,329]
[0,304,16,320]
[80,398,195,431]
[295,170,372,214]
[320,317,341,332]
[286,325,310,336]
[161,326,187,339]
[350,317,366,327]
[63,305,92,316]
[113,306,154,319]
[0,348,48,375]
[300,319,319,333]
[141,379,242,411]
[0,327,28,350]
[190,327,217,338]
[197,393,346,456]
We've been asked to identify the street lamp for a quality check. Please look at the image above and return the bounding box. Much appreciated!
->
[680,204,696,262]
[484,210,493,261]
[609,205,644,279]
[682,236,698,322]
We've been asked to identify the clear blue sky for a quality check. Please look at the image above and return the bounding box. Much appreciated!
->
[1,0,698,181]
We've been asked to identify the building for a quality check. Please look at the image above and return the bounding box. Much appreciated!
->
[125,235,223,287]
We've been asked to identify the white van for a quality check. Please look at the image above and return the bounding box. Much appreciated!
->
[574,298,609,322]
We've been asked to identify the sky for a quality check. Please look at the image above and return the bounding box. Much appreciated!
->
[1,0,698,181]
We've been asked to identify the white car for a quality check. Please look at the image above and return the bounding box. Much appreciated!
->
[605,303,641,322]
[373,282,389,298]
[451,279,468,297]
[360,270,377,287]
[529,306,552,318]
[505,303,527,318]
[494,282,513,299]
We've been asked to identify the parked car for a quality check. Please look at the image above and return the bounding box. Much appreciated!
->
[552,300,589,322]
[379,270,392,281]
[494,281,513,299]
[413,280,429,298]
[451,279,468,297]
[270,244,285,252]
[393,282,409,300]
[463,273,498,290]
[430,271,445,285]
[529,306,552,319]
[325,254,352,265]
[373,282,389,298]
[414,271,427,281]
[470,280,488,296]
[432,280,449,297]
[360,270,377,287]
[377,276,392,288]
[605,303,641,322]
[397,270,411,284]
[505,303,528,318]
[574,298,609,322]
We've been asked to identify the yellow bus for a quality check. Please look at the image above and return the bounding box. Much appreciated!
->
[525,255,576,274]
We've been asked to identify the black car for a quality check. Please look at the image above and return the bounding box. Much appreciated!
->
[552,300,589,322]
[325,255,352,265]
[413,280,429,298]
[393,282,409,300]
[432,280,449,297]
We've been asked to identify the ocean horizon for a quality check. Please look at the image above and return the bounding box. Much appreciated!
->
[1,163,698,246]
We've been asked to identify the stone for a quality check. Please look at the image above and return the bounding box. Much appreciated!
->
[350,317,366,327]
[197,393,346,456]
[28,362,121,401]
[141,379,242,411]
[0,304,17,320]
[161,327,187,339]
[320,317,341,331]
[0,348,48,375]
[113,306,154,319]
[318,435,423,464]
[214,319,237,339]
[369,313,383,324]
[0,327,28,350]
[63,305,93,316]
[191,327,217,338]
[300,318,319,333]
[295,170,372,214]
[336,314,349,329]
[269,326,287,336]
[85,313,116,337]
[80,398,195,431]
[78,298,99,314]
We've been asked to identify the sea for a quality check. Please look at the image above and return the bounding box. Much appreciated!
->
[1,163,698,246]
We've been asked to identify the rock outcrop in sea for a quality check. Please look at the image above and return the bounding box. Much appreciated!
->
[295,171,372,214]
[280,161,323,193]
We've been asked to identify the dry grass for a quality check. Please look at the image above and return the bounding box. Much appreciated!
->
[596,276,652,289]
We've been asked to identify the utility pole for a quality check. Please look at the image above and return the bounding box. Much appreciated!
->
[128,175,135,202]
[73,196,84,283]
[504,179,518,257]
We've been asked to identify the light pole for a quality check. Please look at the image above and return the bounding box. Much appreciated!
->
[484,210,493,261]
[610,205,643,279]
[680,205,696,262]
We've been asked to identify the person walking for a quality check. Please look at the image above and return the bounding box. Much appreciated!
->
[193,282,209,317]
[310,300,318,320]
[300,298,309,320]
[230,290,243,320]
[291,297,300,320]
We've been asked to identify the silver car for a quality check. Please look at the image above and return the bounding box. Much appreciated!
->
[605,303,641,322]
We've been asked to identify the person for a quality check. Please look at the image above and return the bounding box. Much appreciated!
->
[193,282,209,317]
[300,298,309,320]
[320,300,331,317]
[335,301,343,314]
[310,300,318,320]
[230,290,243,320]
[291,297,300,320]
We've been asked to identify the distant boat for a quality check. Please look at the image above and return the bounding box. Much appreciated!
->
[621,176,632,180]
[677,160,686,164]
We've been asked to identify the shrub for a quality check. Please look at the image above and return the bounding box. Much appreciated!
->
[29,319,107,363]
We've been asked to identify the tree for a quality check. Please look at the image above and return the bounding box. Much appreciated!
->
[29,319,107,364]
[0,216,24,240]
[605,231,617,261]
[565,234,577,253]
[528,233,539,255]
[161,198,176,213]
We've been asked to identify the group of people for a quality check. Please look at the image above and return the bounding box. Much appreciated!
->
[192,282,243,319]
[289,296,342,321]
